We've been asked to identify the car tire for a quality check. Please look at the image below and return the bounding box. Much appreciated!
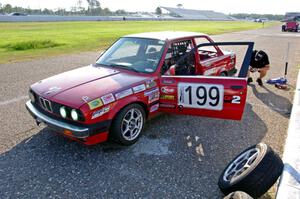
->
[110,103,146,146]
[220,72,228,76]
[218,143,283,198]
[223,191,253,199]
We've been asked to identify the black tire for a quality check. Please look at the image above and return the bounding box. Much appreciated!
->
[220,72,228,77]
[218,143,283,198]
[110,103,146,146]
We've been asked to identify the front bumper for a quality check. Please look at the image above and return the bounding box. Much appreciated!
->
[25,101,110,139]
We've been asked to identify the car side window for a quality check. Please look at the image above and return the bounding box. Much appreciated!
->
[195,37,219,61]
[162,40,196,76]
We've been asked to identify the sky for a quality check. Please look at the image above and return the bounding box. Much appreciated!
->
[0,0,299,14]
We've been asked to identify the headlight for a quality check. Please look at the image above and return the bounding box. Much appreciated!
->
[28,91,35,103]
[60,106,67,118]
[71,109,79,121]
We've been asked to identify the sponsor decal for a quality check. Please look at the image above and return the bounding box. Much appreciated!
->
[159,103,176,108]
[132,84,146,93]
[148,92,160,103]
[115,88,133,100]
[150,104,159,113]
[161,86,175,94]
[88,98,103,110]
[144,88,160,103]
[145,79,157,89]
[92,106,110,119]
[144,87,159,96]
[82,96,90,103]
[162,78,175,84]
[160,95,175,100]
[101,93,115,105]
[44,86,61,95]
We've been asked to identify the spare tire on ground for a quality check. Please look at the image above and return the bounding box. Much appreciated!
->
[223,191,253,199]
[218,143,283,198]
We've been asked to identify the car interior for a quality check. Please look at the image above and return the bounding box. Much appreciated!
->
[162,40,196,76]
[195,37,219,61]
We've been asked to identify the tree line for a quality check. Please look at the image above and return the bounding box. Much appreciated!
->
[230,13,285,21]
[0,2,286,20]
[0,1,127,16]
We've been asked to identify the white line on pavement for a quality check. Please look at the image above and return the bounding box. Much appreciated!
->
[0,95,28,106]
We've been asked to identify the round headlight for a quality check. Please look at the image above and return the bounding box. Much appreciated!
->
[29,91,35,103]
[60,106,67,118]
[71,109,79,121]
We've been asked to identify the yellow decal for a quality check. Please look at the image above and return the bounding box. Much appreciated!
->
[160,95,175,100]
[88,98,103,110]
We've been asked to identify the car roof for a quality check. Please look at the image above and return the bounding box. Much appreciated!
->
[125,31,207,41]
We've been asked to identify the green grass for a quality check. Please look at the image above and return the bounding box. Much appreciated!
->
[2,40,63,51]
[0,21,278,64]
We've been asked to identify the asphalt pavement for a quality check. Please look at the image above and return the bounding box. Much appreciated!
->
[1,25,300,198]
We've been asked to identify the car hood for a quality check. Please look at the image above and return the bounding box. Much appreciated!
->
[31,65,149,108]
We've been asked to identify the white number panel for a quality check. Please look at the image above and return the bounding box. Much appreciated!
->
[178,83,224,111]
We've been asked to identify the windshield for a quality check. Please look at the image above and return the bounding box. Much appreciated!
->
[96,37,165,73]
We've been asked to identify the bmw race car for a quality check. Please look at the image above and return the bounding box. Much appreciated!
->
[26,31,253,145]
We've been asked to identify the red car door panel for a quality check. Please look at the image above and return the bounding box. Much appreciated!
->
[159,41,254,120]
[159,76,247,120]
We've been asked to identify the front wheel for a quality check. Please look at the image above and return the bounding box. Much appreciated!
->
[110,104,146,145]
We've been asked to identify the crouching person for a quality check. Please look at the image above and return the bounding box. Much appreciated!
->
[247,50,270,86]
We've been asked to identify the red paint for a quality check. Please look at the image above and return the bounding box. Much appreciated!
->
[84,132,109,145]
[282,21,299,32]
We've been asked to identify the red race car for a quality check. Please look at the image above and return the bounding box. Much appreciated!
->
[282,21,299,32]
[26,31,253,145]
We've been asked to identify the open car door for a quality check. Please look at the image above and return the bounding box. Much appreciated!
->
[159,42,254,120]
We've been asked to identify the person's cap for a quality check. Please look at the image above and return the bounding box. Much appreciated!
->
[254,50,264,61]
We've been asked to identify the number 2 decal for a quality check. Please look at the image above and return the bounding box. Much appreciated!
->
[232,96,241,104]
[178,83,224,111]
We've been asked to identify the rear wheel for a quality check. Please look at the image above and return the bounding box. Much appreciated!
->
[220,72,228,76]
[110,104,146,145]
